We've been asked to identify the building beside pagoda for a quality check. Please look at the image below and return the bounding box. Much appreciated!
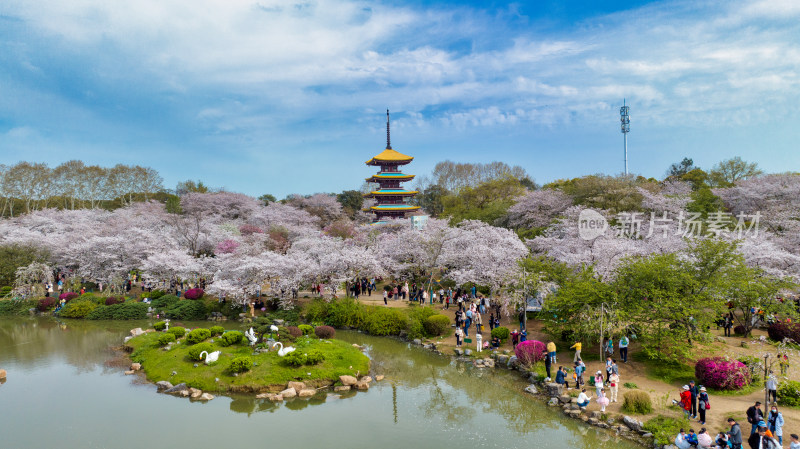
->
[364,110,420,222]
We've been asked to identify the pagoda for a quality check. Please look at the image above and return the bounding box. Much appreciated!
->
[364,110,420,222]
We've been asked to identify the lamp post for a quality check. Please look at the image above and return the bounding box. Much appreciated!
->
[620,99,630,175]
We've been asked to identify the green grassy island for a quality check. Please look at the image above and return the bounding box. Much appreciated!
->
[125,327,370,394]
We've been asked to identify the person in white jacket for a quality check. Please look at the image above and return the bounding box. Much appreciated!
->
[674,429,692,449]
[576,389,590,409]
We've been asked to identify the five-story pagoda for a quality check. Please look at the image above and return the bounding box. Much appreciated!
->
[364,110,420,222]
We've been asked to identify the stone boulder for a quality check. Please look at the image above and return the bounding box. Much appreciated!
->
[375,375,384,381]
[257,392,283,401]
[339,375,358,386]
[355,381,370,390]
[298,389,316,398]
[590,411,602,420]
[544,382,563,398]
[524,384,538,395]
[497,354,509,365]
[124,370,135,375]
[198,393,214,401]
[454,349,463,356]
[464,349,472,356]
[360,376,373,383]
[623,415,643,432]
[130,328,145,337]
[155,381,173,391]
[0,369,6,379]
[188,388,203,399]
[548,397,559,406]
[287,381,306,392]
[164,383,188,394]
[567,410,582,418]
[507,355,518,368]
[484,359,495,368]
[280,388,297,398]
[130,363,141,371]
[412,339,422,345]
[334,385,351,392]
[272,319,284,326]
[558,394,571,404]
[179,390,190,397]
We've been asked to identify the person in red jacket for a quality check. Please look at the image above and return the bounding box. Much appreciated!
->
[680,385,693,418]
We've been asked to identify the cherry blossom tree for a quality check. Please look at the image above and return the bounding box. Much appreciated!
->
[506,189,573,230]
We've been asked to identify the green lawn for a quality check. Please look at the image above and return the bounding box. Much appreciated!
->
[127,332,370,392]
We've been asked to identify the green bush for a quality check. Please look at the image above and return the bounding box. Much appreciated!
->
[187,342,214,361]
[644,416,690,445]
[229,356,253,373]
[623,382,638,389]
[209,325,225,336]
[305,350,325,365]
[282,351,306,367]
[491,326,510,341]
[362,307,407,336]
[325,298,365,328]
[153,321,167,331]
[165,299,207,321]
[424,315,451,336]
[0,286,13,296]
[86,302,148,320]
[622,390,653,414]
[303,299,329,323]
[298,324,314,335]
[168,326,186,338]
[407,306,437,339]
[148,290,166,300]
[57,298,99,318]
[157,333,176,346]
[151,294,179,310]
[778,380,800,407]
[185,328,212,344]
[219,331,244,346]
[0,299,37,316]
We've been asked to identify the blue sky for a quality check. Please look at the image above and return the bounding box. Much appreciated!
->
[1,0,799,198]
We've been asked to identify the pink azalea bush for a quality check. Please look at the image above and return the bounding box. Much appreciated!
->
[184,288,204,300]
[239,224,264,236]
[215,239,240,254]
[695,357,751,390]
[59,292,79,302]
[515,340,547,367]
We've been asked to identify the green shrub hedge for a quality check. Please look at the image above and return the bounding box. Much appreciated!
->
[185,328,212,344]
[168,326,186,338]
[187,342,214,361]
[229,356,253,373]
[298,324,314,335]
[778,380,800,407]
[282,351,306,367]
[306,350,325,365]
[0,299,37,316]
[219,331,243,346]
[157,333,176,346]
[491,326,510,341]
[362,307,407,336]
[86,302,148,320]
[209,326,225,336]
[57,298,99,318]
[153,321,167,331]
[424,315,451,336]
[622,390,653,414]
[151,294,179,310]
[165,300,207,321]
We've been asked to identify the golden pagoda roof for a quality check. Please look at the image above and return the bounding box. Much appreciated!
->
[365,148,414,165]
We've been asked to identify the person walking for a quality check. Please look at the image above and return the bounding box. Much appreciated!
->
[544,351,552,379]
[724,314,733,337]
[766,371,778,404]
[511,329,520,349]
[688,380,699,419]
[619,335,630,363]
[475,311,482,335]
[780,354,789,376]
[746,401,764,435]
[609,372,619,403]
[680,385,692,418]
[697,386,710,425]
[547,341,557,363]
[596,387,609,412]
[605,356,614,382]
[455,326,464,348]
[767,405,784,445]
[728,418,743,449]
[594,371,604,397]
[476,332,483,353]
[605,337,614,357]
[575,359,585,387]
[570,341,582,362]
[748,424,781,449]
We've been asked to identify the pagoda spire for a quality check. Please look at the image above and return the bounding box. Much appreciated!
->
[386,109,392,149]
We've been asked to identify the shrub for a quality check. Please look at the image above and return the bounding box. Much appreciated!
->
[276,326,297,342]
[287,326,303,338]
[219,330,244,346]
[86,302,148,320]
[153,321,167,331]
[767,321,800,343]
[104,296,124,306]
[622,390,653,414]
[515,340,547,367]
[305,350,325,365]
[778,380,800,407]
[157,333,176,346]
[59,292,79,302]
[733,325,746,336]
[491,326,510,341]
[314,325,336,339]
[168,327,186,338]
[57,298,99,318]
[695,357,751,390]
[0,299,37,316]
[325,298,364,328]
[165,300,207,321]
[424,314,451,336]
[362,307,407,336]
[407,306,438,339]
[183,288,204,300]
[209,325,225,336]
[0,286,12,296]
[624,382,638,389]
[298,324,314,335]
[282,351,306,367]
[148,290,166,300]
[185,328,212,344]
[37,297,57,311]
[150,294,178,309]
[644,416,691,446]
[187,342,214,361]
[303,299,329,324]
[229,356,253,373]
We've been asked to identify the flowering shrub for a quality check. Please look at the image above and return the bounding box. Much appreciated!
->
[767,321,800,343]
[59,292,79,302]
[778,380,800,407]
[733,325,746,336]
[183,288,204,300]
[37,297,57,311]
[695,357,751,390]
[104,296,124,306]
[239,224,263,236]
[314,325,336,339]
[515,340,547,367]
[287,326,303,338]
[215,239,239,254]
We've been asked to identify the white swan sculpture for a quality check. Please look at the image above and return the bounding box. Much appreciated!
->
[270,325,279,333]
[199,350,221,364]
[244,327,258,346]
[274,342,296,357]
